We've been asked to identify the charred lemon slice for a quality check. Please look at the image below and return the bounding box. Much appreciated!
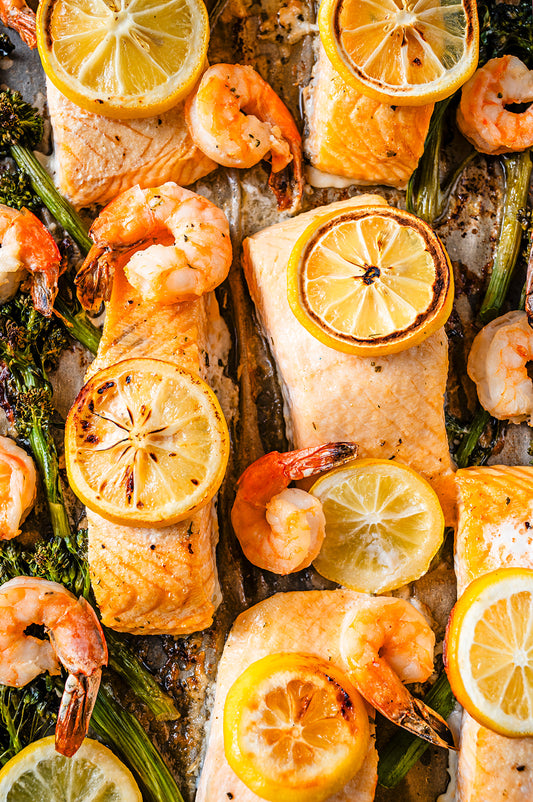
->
[318,0,478,106]
[445,568,533,738]
[223,653,369,802]
[65,358,229,527]
[36,0,209,118]
[310,459,444,593]
[287,205,453,356]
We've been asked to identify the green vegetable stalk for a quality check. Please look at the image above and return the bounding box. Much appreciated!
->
[0,90,93,254]
[479,150,532,323]
[407,98,475,225]
[92,687,184,802]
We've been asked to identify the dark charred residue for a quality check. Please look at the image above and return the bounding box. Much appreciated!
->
[81,419,90,430]
[150,543,156,550]
[97,380,115,395]
[88,400,95,412]
[85,434,99,444]
[125,466,134,503]
[125,375,132,383]
[413,57,421,66]
[191,478,199,486]
[150,453,158,462]
[325,674,353,718]
[516,765,527,772]
[188,543,194,555]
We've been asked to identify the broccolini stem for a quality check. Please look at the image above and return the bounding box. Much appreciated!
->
[10,143,93,254]
[479,150,532,323]
[454,408,491,469]
[91,686,185,802]
[377,673,456,789]
[55,295,100,356]
[105,631,180,722]
[25,396,73,545]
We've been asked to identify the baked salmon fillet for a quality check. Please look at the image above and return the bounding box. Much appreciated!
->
[242,196,456,524]
[84,267,222,635]
[196,590,378,802]
[455,465,533,801]
[47,82,216,209]
[304,46,434,189]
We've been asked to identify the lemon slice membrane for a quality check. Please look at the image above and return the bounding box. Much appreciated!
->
[0,737,142,802]
[37,0,209,118]
[445,568,533,738]
[288,206,453,356]
[65,358,229,527]
[311,459,445,593]
[319,0,479,105]
[223,653,370,802]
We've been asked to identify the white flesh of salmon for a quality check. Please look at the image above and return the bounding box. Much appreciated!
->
[242,196,456,524]
[85,267,221,634]
[455,466,533,801]
[47,82,216,209]
[196,590,378,802]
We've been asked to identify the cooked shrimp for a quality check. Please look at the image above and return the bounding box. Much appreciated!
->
[457,56,533,155]
[0,0,36,48]
[231,442,358,574]
[185,64,303,213]
[75,183,232,312]
[341,596,455,749]
[467,310,533,425]
[0,576,107,757]
[0,435,36,540]
[0,205,62,316]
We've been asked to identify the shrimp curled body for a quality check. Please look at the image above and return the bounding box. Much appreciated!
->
[0,204,62,316]
[0,0,36,48]
[186,65,303,212]
[457,56,533,155]
[342,596,455,748]
[0,577,108,757]
[76,182,232,312]
[0,435,36,540]
[467,310,533,425]
[231,442,358,575]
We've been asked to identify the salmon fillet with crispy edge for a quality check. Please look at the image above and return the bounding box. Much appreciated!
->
[47,81,216,209]
[304,45,434,189]
[196,590,378,802]
[455,465,533,802]
[242,196,456,524]
[85,267,221,635]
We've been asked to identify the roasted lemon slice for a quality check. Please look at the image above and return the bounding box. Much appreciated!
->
[287,205,453,356]
[36,0,209,118]
[65,358,229,527]
[445,567,533,738]
[223,653,369,802]
[310,459,445,593]
[0,737,142,801]
[318,0,478,106]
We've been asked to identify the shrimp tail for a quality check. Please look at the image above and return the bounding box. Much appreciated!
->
[0,3,37,48]
[55,669,102,757]
[282,441,358,481]
[396,696,457,750]
[75,246,114,312]
[268,143,304,214]
[29,267,61,317]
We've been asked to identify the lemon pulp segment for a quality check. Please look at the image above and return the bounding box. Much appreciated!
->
[311,459,445,593]
[65,358,229,527]
[37,0,209,118]
[445,567,533,737]
[319,0,479,105]
[223,653,370,802]
[287,206,453,356]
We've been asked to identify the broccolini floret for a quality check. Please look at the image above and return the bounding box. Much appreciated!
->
[0,168,39,210]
